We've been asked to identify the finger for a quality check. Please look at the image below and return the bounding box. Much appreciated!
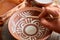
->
[57,5,60,8]
[40,18,54,30]
[46,7,59,17]
[52,5,60,12]
[53,5,60,8]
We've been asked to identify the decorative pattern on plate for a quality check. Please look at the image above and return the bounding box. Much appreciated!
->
[11,10,50,40]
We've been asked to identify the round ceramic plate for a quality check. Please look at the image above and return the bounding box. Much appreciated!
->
[33,0,53,6]
[8,7,51,40]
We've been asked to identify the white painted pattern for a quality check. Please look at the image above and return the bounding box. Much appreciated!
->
[11,10,50,40]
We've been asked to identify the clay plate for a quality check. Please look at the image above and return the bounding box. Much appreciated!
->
[8,7,52,40]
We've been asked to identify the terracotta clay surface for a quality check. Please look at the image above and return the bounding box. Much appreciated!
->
[0,0,17,15]
[0,0,17,25]
[7,0,24,4]
[8,7,51,40]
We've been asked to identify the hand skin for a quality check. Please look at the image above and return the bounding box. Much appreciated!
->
[39,5,60,33]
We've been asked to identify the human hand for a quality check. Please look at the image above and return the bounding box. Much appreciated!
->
[39,5,60,33]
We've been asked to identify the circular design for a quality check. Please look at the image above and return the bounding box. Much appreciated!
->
[16,17,50,40]
[32,0,53,6]
[25,26,37,35]
[8,7,51,40]
[34,0,53,4]
[24,24,38,36]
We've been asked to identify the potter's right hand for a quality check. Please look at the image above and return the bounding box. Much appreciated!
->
[39,5,60,33]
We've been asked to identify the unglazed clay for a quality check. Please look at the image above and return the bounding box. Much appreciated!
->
[8,0,52,40]
[7,0,23,4]
[8,7,52,40]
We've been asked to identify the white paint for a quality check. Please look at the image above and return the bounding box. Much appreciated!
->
[11,18,16,33]
[25,25,37,35]
[35,0,53,4]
